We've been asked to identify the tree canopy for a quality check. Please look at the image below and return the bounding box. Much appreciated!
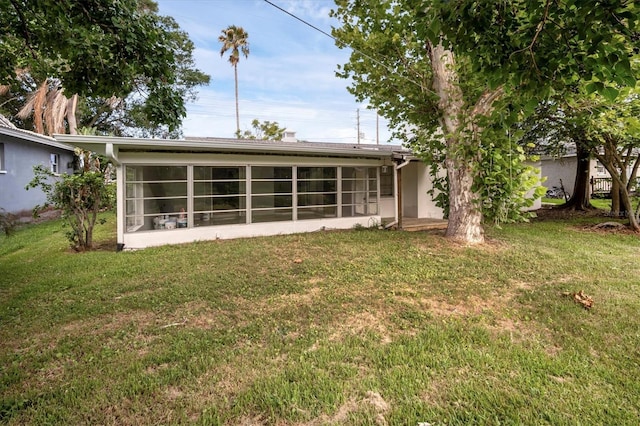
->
[331,0,639,242]
[0,0,209,134]
[236,119,286,141]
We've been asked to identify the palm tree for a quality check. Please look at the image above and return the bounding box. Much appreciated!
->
[218,25,249,135]
[15,77,79,136]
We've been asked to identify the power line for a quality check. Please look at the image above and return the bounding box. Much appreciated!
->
[262,0,337,42]
[262,0,428,93]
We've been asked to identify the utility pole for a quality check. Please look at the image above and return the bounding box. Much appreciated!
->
[357,108,360,145]
[376,111,379,145]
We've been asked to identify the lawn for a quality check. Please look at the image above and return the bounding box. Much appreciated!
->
[1,212,640,425]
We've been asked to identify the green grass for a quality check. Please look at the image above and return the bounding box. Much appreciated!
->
[2,212,640,424]
[542,197,610,209]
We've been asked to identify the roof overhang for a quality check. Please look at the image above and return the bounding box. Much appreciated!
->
[53,134,408,160]
[1,127,75,151]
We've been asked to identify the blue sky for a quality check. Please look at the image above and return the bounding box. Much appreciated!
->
[156,0,397,144]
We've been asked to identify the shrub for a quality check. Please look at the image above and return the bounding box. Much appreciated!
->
[27,165,114,251]
[0,208,17,237]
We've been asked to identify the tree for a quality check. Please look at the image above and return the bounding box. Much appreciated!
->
[519,100,595,211]
[0,0,209,135]
[582,95,640,230]
[219,25,250,136]
[26,156,115,251]
[333,1,532,244]
[331,0,638,244]
[236,119,286,141]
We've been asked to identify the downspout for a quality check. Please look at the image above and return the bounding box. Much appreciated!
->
[394,157,411,229]
[105,143,120,165]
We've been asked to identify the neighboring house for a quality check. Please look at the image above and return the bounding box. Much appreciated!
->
[55,134,446,250]
[541,153,640,197]
[0,123,75,213]
[540,154,579,196]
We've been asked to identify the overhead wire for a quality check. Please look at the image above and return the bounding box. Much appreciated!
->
[262,0,428,93]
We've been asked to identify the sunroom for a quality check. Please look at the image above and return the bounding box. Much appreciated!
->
[55,135,444,249]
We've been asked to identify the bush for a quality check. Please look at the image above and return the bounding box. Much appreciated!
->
[27,165,114,251]
[0,208,17,237]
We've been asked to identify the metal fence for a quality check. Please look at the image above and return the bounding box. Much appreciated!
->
[590,177,640,196]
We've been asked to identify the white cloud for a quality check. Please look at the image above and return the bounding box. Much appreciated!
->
[156,0,399,145]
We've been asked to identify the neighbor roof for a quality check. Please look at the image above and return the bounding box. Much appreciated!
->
[0,126,75,151]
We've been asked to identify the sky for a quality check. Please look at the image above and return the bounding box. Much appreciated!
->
[155,0,398,145]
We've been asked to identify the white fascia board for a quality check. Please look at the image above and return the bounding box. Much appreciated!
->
[53,134,400,159]
[1,127,74,151]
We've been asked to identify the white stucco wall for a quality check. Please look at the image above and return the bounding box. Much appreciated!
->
[540,156,578,195]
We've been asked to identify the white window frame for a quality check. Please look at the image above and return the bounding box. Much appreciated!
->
[50,153,60,174]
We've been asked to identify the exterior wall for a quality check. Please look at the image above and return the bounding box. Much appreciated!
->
[0,135,74,213]
[540,156,577,195]
[414,161,443,219]
[379,196,395,220]
[116,151,386,249]
[400,161,443,219]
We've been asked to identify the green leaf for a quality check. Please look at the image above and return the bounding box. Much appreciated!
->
[599,86,620,102]
[585,82,604,94]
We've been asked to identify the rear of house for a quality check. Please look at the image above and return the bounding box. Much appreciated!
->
[55,135,444,250]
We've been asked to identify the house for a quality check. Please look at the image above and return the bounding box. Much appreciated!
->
[54,134,445,250]
[0,122,75,214]
[541,153,640,197]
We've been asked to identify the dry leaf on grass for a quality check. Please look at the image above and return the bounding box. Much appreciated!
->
[562,290,594,309]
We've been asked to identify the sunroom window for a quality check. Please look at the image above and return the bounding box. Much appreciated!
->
[125,166,188,232]
[194,166,246,226]
[123,164,381,232]
[297,167,337,219]
[342,167,378,216]
[251,166,293,223]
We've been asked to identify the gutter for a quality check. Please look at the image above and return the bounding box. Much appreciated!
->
[105,142,120,165]
[395,156,411,169]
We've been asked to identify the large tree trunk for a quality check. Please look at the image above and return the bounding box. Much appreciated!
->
[67,93,78,135]
[559,141,593,210]
[427,41,484,244]
[611,179,621,216]
[446,156,484,242]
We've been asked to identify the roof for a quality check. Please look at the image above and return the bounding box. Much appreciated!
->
[53,134,410,159]
[0,126,75,152]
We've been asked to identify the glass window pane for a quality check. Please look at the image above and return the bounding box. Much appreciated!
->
[297,167,336,179]
[342,192,366,204]
[194,166,245,180]
[195,211,246,226]
[131,182,187,198]
[297,180,336,193]
[128,166,187,181]
[298,206,337,220]
[380,166,394,196]
[194,181,245,196]
[252,166,292,180]
[143,198,187,215]
[298,193,337,207]
[252,181,292,194]
[252,209,293,223]
[252,195,292,209]
[194,196,245,212]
